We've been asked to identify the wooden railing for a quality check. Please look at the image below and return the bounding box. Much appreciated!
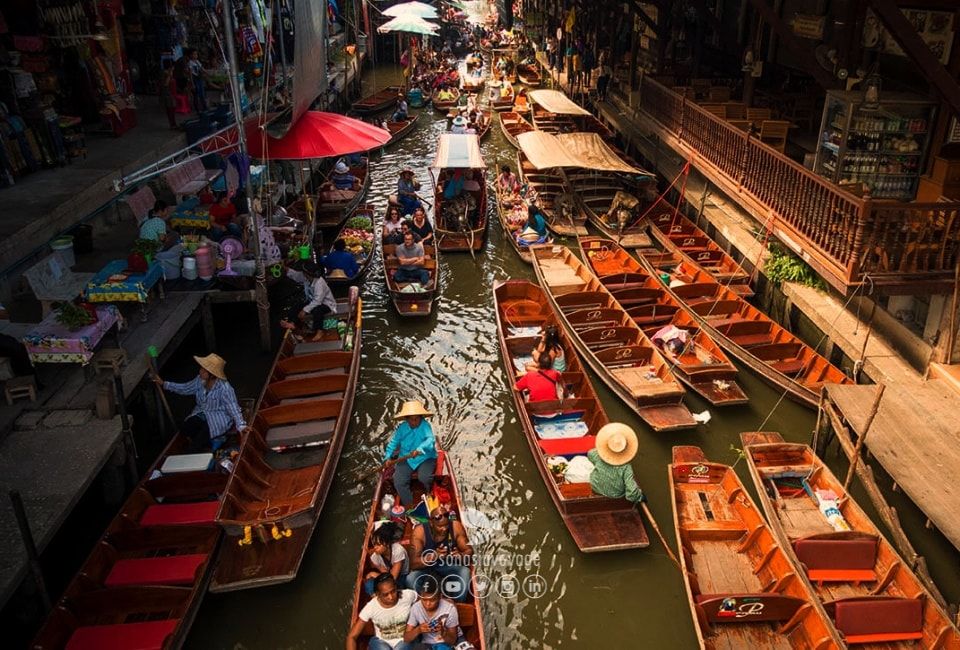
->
[637,75,960,292]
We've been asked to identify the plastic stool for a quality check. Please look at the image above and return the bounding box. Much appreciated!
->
[5,376,37,405]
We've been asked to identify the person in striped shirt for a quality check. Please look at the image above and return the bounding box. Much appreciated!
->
[153,353,248,451]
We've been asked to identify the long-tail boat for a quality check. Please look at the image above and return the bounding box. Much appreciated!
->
[432,87,461,112]
[432,133,488,253]
[493,184,551,264]
[383,232,440,317]
[314,162,372,229]
[580,237,748,406]
[740,432,960,648]
[210,299,362,591]
[348,450,487,649]
[326,204,376,290]
[516,150,587,237]
[669,445,844,649]
[493,280,649,550]
[32,434,227,649]
[379,113,420,148]
[527,89,614,140]
[569,177,654,248]
[632,253,852,406]
[516,63,541,86]
[499,111,534,149]
[530,245,696,432]
[351,86,404,115]
[649,210,753,295]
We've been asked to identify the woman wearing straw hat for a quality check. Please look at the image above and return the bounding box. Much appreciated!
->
[329,159,360,191]
[588,423,646,504]
[383,401,438,507]
[153,353,248,452]
[396,167,422,217]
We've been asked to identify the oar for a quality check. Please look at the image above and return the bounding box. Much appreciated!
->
[146,346,176,428]
[357,450,418,483]
[638,501,682,570]
[416,193,434,208]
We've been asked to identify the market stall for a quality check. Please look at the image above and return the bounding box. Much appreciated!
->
[23,304,121,364]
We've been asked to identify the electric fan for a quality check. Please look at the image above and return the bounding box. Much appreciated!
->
[218,237,244,276]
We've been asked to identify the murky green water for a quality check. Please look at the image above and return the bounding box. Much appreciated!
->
[184,67,959,649]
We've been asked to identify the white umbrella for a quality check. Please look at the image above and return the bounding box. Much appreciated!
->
[383,1,439,19]
[377,14,439,36]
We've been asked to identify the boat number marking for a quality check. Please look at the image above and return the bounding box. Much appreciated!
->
[586,310,602,320]
[614,348,634,359]
[696,252,712,262]
[681,237,697,247]
[600,328,617,339]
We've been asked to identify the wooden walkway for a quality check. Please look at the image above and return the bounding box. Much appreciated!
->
[824,381,960,552]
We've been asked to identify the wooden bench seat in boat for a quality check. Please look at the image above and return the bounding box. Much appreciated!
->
[63,619,178,650]
[556,292,607,311]
[716,320,772,346]
[104,554,207,588]
[750,343,805,375]
[139,501,219,527]
[257,398,343,449]
[580,327,635,351]
[792,532,879,583]
[566,308,621,329]
[595,345,652,367]
[695,593,805,623]
[609,287,661,307]
[558,482,595,499]
[279,392,344,405]
[265,419,335,448]
[689,300,742,320]
[293,339,344,355]
[824,596,924,644]
[537,435,597,457]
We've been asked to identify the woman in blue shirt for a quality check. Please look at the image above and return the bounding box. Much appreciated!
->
[524,204,549,238]
[383,401,438,506]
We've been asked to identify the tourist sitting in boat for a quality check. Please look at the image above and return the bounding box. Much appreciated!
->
[384,206,404,239]
[363,522,410,596]
[436,86,455,102]
[153,354,248,452]
[526,325,566,373]
[404,576,472,646]
[500,83,514,99]
[515,354,562,402]
[410,206,434,245]
[396,168,422,216]
[393,232,431,287]
[406,509,473,602]
[498,165,520,193]
[443,170,465,199]
[321,238,360,279]
[282,261,338,333]
[329,160,360,191]
[392,94,409,122]
[347,573,417,650]
[451,115,468,135]
[387,219,421,245]
[384,400,438,505]
[588,423,645,503]
[521,203,549,240]
[209,192,243,241]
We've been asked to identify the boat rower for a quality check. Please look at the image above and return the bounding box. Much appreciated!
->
[588,423,645,504]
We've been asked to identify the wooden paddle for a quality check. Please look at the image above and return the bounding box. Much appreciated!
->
[639,501,682,570]
[416,193,434,208]
[357,450,419,483]
[146,347,176,428]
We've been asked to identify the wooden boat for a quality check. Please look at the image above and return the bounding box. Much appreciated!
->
[632,255,852,406]
[580,237,748,406]
[314,163,372,229]
[32,434,226,649]
[432,133,488,253]
[490,89,516,112]
[493,280,650,550]
[516,63,541,86]
[383,232,440,317]
[649,211,753,295]
[380,113,420,149]
[499,111,534,149]
[567,172,654,248]
[740,432,960,648]
[210,302,362,592]
[530,245,696,431]
[325,203,376,289]
[475,109,493,141]
[432,87,461,112]
[669,445,844,650]
[462,73,485,93]
[493,184,551,264]
[348,450,487,649]
[352,85,404,115]
[516,150,587,236]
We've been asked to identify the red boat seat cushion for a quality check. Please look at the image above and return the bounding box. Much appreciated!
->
[65,619,178,650]
[538,436,597,457]
[793,534,878,583]
[104,554,207,587]
[832,597,923,644]
[139,501,218,527]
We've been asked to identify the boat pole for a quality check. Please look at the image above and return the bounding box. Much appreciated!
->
[9,490,52,611]
[841,383,886,495]
[639,502,681,570]
[222,0,272,351]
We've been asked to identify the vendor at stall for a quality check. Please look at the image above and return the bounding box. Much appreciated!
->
[321,239,360,279]
[329,160,361,191]
[139,200,180,249]
[283,261,338,333]
[209,192,243,241]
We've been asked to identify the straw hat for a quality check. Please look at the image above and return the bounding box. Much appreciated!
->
[400,167,415,176]
[327,268,348,279]
[194,353,227,380]
[595,423,638,466]
[334,160,350,174]
[394,400,433,419]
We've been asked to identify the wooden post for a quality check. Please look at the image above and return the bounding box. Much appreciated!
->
[201,297,217,352]
[10,490,52,612]
[842,383,886,494]
[811,388,826,453]
[944,258,960,363]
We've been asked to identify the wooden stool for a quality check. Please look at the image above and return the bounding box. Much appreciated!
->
[93,349,127,376]
[5,376,37,405]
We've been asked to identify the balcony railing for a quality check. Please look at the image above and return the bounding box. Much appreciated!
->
[636,75,960,293]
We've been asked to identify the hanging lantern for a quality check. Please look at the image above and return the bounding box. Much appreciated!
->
[861,73,882,111]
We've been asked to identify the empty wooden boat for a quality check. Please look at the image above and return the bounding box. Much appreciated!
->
[210,302,362,592]
[432,134,488,253]
[432,87,461,112]
[649,211,753,295]
[379,113,420,148]
[516,150,587,236]
[516,63,541,86]
[383,232,440,317]
[669,445,844,650]
[348,450,487,649]
[352,86,404,115]
[499,111,534,149]
[633,262,852,407]
[580,237,748,406]
[741,432,960,648]
[530,245,696,432]
[493,280,650,550]
[325,204,376,289]
[32,435,227,650]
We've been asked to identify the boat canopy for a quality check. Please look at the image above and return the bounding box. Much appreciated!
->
[432,133,486,169]
[527,89,592,116]
[517,131,646,174]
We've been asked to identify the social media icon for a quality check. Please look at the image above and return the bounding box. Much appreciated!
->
[441,575,465,599]
[497,575,518,598]
[421,549,438,567]
[470,573,492,599]
[522,574,547,599]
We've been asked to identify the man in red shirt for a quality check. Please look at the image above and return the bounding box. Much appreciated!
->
[514,355,561,402]
[208,192,242,241]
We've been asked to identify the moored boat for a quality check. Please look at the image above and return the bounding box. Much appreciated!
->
[348,450,487,649]
[383,231,440,317]
[352,86,405,115]
[379,113,420,148]
[516,63,541,86]
[499,111,534,149]
[527,89,614,140]
[493,280,649,550]
[432,133,488,253]
[516,150,587,237]
[580,237,748,406]
[325,204,376,289]
[530,245,697,432]
[740,432,960,648]
[314,162,372,229]
[210,301,362,592]
[669,445,844,650]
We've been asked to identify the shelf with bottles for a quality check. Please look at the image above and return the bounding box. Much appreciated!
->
[839,176,917,200]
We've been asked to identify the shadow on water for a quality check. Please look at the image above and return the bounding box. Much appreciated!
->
[184,66,960,649]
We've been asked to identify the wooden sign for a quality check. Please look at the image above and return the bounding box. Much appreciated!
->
[791,14,826,40]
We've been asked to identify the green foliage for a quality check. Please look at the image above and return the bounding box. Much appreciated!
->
[764,244,826,290]
[56,302,94,331]
[132,238,161,257]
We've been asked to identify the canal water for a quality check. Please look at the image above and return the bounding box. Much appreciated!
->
[184,67,959,648]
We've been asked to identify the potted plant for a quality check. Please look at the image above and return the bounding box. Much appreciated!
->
[129,238,160,272]
[56,301,96,331]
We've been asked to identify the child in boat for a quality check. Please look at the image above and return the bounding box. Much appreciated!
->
[525,325,566,373]
[364,522,409,595]
[404,576,475,648]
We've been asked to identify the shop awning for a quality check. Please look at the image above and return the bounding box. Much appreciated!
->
[527,89,592,116]
[555,133,649,175]
[431,134,486,169]
[516,131,583,169]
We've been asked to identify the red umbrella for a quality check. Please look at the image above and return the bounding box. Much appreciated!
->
[205,111,392,160]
